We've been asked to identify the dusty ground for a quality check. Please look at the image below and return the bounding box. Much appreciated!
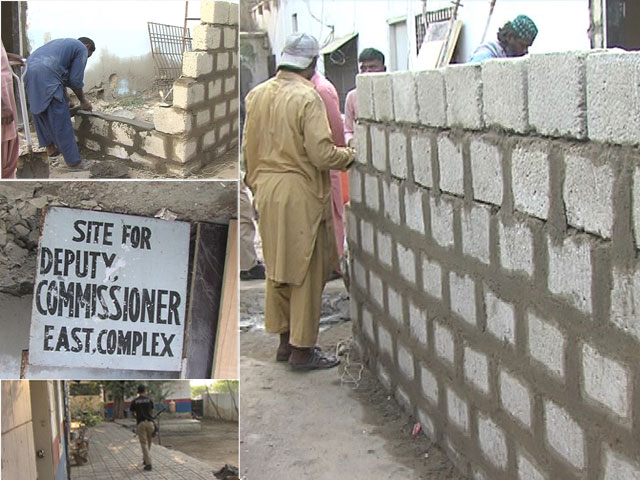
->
[240,279,464,480]
[159,419,239,470]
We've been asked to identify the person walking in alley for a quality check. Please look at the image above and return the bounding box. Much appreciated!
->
[468,14,538,62]
[243,33,356,370]
[130,384,155,471]
[25,37,95,169]
[344,48,386,147]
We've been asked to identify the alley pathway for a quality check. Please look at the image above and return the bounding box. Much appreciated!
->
[71,421,215,480]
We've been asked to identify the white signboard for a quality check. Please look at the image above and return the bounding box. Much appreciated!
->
[28,207,191,372]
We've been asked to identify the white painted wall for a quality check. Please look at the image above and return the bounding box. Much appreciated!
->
[252,0,591,73]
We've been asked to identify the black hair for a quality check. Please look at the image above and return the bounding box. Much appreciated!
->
[77,37,96,52]
[358,48,385,65]
[138,384,147,394]
[497,22,517,46]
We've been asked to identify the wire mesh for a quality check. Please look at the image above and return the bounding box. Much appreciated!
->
[147,22,192,92]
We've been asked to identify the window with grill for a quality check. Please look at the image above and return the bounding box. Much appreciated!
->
[415,6,454,54]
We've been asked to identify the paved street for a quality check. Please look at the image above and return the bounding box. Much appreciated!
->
[72,422,216,480]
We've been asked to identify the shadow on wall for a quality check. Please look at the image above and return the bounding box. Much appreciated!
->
[83,49,156,98]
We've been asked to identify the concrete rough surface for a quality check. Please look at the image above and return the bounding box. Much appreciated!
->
[411,131,433,188]
[484,288,515,345]
[416,70,447,127]
[434,320,455,366]
[444,64,483,130]
[469,136,502,206]
[356,75,374,120]
[389,131,408,179]
[511,142,550,220]
[447,387,469,433]
[498,217,534,277]
[371,125,386,171]
[438,133,464,196]
[544,400,585,470]
[499,369,532,427]
[430,196,454,248]
[371,74,394,122]
[482,57,529,133]
[393,72,419,123]
[461,204,491,264]
[528,312,565,379]
[581,342,630,418]
[477,414,508,469]
[547,235,593,315]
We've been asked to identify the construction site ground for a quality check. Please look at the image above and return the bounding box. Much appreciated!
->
[240,278,465,480]
[71,421,224,480]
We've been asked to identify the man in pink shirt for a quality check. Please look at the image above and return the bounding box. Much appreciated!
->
[344,48,386,147]
[311,71,346,276]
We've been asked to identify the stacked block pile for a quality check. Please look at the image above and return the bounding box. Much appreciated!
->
[74,1,239,176]
[349,50,640,479]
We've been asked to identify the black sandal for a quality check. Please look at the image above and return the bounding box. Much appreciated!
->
[289,349,340,371]
[276,345,321,362]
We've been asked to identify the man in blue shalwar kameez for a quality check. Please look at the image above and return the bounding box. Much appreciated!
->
[25,37,95,169]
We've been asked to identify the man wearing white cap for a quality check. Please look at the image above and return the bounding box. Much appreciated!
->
[243,33,356,370]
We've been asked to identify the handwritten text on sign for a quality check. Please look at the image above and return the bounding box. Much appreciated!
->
[28,207,191,371]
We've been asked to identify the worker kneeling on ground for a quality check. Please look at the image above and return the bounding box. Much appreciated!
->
[25,37,95,170]
[243,33,356,371]
[469,14,538,63]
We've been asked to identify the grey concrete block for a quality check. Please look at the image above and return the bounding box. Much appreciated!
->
[355,123,368,165]
[389,131,408,179]
[464,346,489,394]
[416,69,447,127]
[470,136,503,206]
[610,265,640,341]
[411,131,433,188]
[529,52,587,139]
[482,57,529,133]
[485,287,515,345]
[528,311,566,378]
[498,217,534,278]
[438,133,464,196]
[444,64,483,129]
[371,73,394,122]
[450,272,476,326]
[603,447,640,480]
[461,204,491,264]
[409,301,427,346]
[364,173,380,212]
[371,125,387,172]
[478,414,508,470]
[383,180,401,225]
[582,342,630,418]
[420,362,439,405]
[405,188,425,234]
[544,400,585,470]
[547,235,593,315]
[587,51,640,145]
[511,141,550,220]
[356,75,375,120]
[446,387,469,433]
[430,196,454,248]
[393,72,418,123]
[499,369,532,428]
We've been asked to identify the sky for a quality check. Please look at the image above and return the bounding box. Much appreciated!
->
[26,1,202,62]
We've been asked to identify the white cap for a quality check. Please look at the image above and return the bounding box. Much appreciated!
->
[279,33,319,70]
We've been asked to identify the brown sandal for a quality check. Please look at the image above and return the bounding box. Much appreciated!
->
[289,349,340,371]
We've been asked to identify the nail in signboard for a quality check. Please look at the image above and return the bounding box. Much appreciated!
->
[28,207,191,372]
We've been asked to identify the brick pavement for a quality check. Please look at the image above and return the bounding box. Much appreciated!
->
[71,421,216,480]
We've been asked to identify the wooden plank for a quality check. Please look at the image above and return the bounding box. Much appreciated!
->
[212,219,238,379]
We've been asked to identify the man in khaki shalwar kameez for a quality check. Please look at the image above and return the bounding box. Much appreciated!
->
[243,33,355,370]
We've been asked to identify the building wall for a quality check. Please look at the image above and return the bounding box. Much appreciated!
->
[203,391,239,421]
[252,0,590,73]
[1,381,38,480]
[349,50,640,479]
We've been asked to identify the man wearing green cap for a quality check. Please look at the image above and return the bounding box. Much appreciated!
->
[469,14,538,62]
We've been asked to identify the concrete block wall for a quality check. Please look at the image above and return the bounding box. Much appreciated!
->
[349,50,640,480]
[74,1,238,176]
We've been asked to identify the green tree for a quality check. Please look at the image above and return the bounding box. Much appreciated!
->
[212,380,238,393]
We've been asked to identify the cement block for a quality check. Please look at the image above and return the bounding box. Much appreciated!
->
[107,145,128,159]
[397,243,415,283]
[209,79,222,99]
[392,72,418,123]
[405,188,425,233]
[224,75,237,93]
[165,159,202,177]
[89,117,109,137]
[355,123,368,165]
[411,132,432,188]
[360,219,374,255]
[371,73,394,122]
[196,108,211,127]
[229,98,239,114]
[430,195,454,248]
[547,236,593,315]
[201,1,231,24]
[214,102,226,121]
[437,133,464,196]
[130,152,160,170]
[499,369,532,427]
[364,174,379,212]
[409,301,427,346]
[193,24,222,51]
[587,52,640,145]
[434,320,455,365]
[356,75,375,120]
[382,180,400,224]
[398,344,415,381]
[446,387,469,433]
[528,311,565,378]
[377,321,393,359]
[369,270,383,309]
[143,131,166,158]
[395,387,412,412]
[444,63,483,129]
[470,136,502,205]
[564,152,614,238]
[511,142,550,220]
[485,288,515,345]
[182,52,214,78]
[172,137,198,164]
[223,27,237,49]
[389,131,407,179]
[499,217,534,278]
[349,169,362,204]
[219,122,230,139]
[202,129,216,149]
[544,400,585,470]
[111,122,136,147]
[416,70,447,127]
[610,266,640,341]
[420,363,439,405]
[461,204,491,264]
[228,3,239,25]
[517,452,546,480]
[352,258,366,291]
[418,409,435,440]
[85,139,100,152]
[482,57,529,132]
[422,255,442,300]
[217,52,230,70]
[387,286,402,323]
[347,211,358,244]
[378,363,392,391]
[362,307,374,343]
[464,346,489,394]
[529,52,587,138]
[603,447,640,480]
[581,342,630,418]
[376,231,392,269]
[371,125,386,171]
[154,105,193,134]
[478,414,508,470]
[173,78,206,110]
[450,272,476,326]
